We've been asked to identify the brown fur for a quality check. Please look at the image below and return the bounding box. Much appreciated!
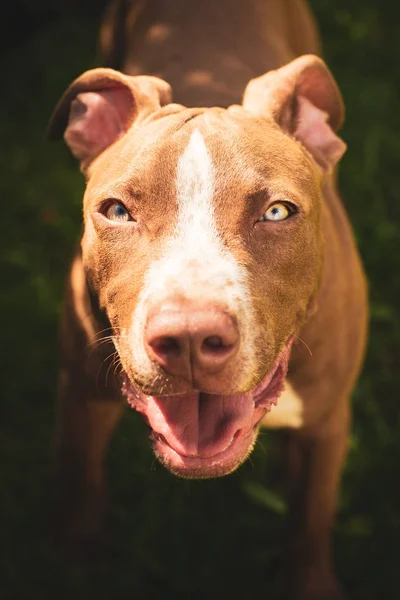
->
[50,2,368,598]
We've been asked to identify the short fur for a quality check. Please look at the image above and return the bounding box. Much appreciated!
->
[50,2,368,598]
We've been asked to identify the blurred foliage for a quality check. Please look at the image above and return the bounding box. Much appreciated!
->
[1,1,399,598]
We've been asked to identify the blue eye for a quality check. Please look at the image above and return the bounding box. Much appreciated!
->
[105,202,133,222]
[259,202,296,222]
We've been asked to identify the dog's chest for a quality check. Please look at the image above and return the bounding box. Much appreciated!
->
[261,382,304,429]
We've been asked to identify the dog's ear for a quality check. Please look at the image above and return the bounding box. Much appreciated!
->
[243,55,346,172]
[48,68,171,171]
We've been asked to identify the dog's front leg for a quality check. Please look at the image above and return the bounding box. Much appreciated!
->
[283,402,349,600]
[54,369,125,555]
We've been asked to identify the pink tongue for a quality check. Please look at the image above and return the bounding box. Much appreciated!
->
[146,392,254,458]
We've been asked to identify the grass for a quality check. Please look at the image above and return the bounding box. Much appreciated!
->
[1,1,399,598]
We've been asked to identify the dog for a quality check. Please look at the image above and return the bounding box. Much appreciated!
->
[48,1,368,598]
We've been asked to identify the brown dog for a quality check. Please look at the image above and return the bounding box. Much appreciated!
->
[49,1,368,598]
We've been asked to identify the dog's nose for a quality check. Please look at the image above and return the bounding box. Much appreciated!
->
[145,303,240,382]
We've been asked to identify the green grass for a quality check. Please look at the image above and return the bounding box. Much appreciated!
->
[1,2,400,598]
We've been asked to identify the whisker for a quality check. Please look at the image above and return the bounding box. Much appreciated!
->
[87,337,117,360]
[247,455,256,472]
[87,335,115,348]
[113,358,123,377]
[105,352,119,387]
[293,334,312,356]
[95,349,118,392]
[86,334,131,362]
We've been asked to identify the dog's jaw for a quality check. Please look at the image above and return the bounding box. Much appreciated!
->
[122,336,293,478]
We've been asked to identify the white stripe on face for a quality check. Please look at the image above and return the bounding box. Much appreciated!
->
[176,128,216,263]
[130,129,255,384]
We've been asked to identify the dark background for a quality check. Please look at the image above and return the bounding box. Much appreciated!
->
[1,1,399,598]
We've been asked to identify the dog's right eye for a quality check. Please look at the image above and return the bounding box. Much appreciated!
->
[104,201,134,222]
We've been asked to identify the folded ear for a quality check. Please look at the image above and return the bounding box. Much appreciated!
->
[48,68,172,170]
[243,55,346,172]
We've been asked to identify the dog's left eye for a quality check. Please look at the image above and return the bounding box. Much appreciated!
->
[259,202,295,222]
[104,202,134,222]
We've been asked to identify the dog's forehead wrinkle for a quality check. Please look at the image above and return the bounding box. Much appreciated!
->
[121,114,276,198]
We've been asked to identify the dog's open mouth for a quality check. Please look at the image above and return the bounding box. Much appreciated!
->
[122,338,293,478]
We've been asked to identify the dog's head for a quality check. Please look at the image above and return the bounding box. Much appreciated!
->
[49,55,345,477]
